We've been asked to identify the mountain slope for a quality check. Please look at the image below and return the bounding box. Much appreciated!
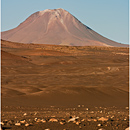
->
[2,8,127,47]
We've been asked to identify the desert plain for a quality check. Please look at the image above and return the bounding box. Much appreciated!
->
[1,40,129,130]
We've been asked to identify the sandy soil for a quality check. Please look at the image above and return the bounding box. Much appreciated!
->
[1,40,129,129]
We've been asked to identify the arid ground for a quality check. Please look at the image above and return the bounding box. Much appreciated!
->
[1,40,129,129]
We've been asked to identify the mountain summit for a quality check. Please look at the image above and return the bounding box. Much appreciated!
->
[1,8,126,47]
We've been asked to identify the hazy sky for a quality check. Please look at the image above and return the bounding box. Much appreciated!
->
[1,0,129,44]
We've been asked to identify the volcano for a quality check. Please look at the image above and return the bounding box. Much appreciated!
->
[1,8,127,47]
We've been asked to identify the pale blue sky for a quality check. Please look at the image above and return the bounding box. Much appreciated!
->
[1,0,129,44]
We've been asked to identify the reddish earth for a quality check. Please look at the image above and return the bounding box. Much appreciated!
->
[1,106,129,130]
[1,40,129,107]
[1,40,129,130]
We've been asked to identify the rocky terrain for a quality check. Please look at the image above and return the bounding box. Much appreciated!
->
[1,40,129,129]
[1,106,129,130]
